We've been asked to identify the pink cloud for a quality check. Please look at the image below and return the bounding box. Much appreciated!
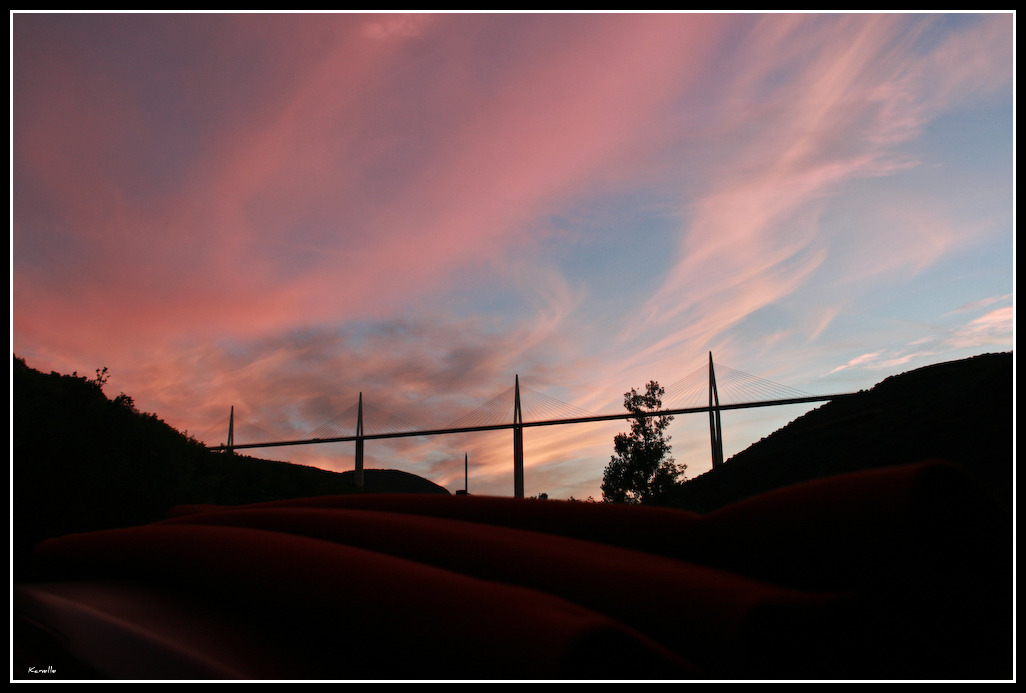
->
[360,13,434,40]
[825,351,886,376]
[948,306,1013,348]
[15,14,734,372]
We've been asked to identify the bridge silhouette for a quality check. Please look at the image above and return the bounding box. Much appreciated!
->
[207,353,855,497]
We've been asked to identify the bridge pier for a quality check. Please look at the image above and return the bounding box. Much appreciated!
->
[462,452,469,495]
[354,392,364,489]
[513,375,524,498]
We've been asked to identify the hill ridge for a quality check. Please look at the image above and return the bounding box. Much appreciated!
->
[12,356,447,578]
[662,351,1012,514]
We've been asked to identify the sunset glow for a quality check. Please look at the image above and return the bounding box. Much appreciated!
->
[12,12,1013,499]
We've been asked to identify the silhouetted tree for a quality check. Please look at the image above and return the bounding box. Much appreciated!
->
[113,392,138,413]
[602,381,686,504]
[89,367,110,391]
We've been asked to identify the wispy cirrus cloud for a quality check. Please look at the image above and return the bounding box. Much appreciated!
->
[826,350,888,376]
[947,305,1014,349]
[823,294,1012,378]
[945,294,1013,317]
[621,14,1011,378]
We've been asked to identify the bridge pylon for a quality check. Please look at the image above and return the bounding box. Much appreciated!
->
[708,352,724,469]
[226,406,234,455]
[354,392,365,489]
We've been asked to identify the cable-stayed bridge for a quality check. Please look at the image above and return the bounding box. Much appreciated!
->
[205,353,856,497]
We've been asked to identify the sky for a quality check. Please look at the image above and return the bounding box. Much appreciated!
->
[11,12,1015,500]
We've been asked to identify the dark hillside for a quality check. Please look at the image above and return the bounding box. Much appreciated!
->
[338,469,450,495]
[660,352,1013,514]
[12,357,445,577]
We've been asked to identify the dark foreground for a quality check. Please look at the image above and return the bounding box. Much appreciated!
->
[14,460,1011,681]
